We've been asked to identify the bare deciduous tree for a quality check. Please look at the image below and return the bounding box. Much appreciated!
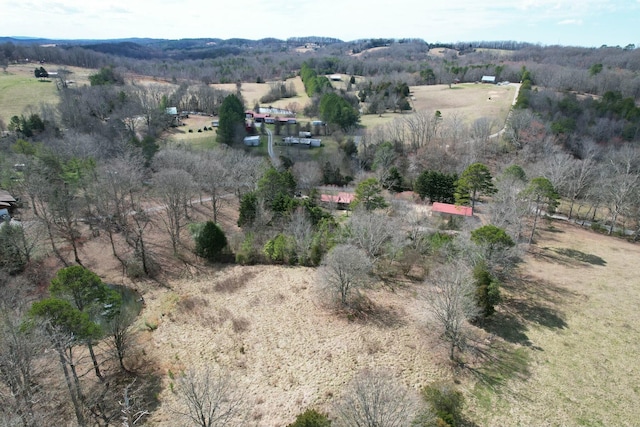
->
[292,161,323,195]
[425,261,479,360]
[347,209,395,260]
[332,369,425,427]
[489,168,529,241]
[195,151,230,224]
[602,146,640,235]
[93,155,145,261]
[0,308,46,427]
[285,208,315,266]
[154,168,195,253]
[174,368,245,427]
[119,380,150,427]
[105,304,138,373]
[319,244,372,306]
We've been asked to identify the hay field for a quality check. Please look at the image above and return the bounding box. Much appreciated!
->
[410,83,517,125]
[359,83,518,130]
[117,218,640,426]
[212,76,310,112]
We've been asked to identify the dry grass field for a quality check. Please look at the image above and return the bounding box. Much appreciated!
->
[73,198,640,426]
[359,83,518,131]
[211,77,310,112]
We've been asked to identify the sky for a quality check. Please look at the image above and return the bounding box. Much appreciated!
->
[1,0,639,48]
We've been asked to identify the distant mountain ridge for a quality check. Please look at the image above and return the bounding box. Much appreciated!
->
[0,36,347,60]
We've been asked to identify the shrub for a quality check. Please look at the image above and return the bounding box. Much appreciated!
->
[194,221,228,261]
[287,408,331,427]
[473,262,501,318]
[263,233,295,264]
[238,192,258,227]
[235,232,257,265]
[421,382,464,427]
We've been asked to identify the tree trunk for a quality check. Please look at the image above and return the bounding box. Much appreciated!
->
[58,349,85,427]
[529,204,540,244]
[87,341,103,381]
[45,222,68,266]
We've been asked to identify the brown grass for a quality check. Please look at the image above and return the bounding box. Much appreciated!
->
[28,188,640,426]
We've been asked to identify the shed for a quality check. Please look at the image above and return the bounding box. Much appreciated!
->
[431,202,473,217]
[481,75,496,84]
[329,74,342,81]
[243,135,260,147]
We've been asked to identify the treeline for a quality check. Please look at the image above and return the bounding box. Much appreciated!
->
[3,40,640,99]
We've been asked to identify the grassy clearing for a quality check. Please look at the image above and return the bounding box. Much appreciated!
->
[0,68,59,124]
[0,64,96,125]
[467,223,640,426]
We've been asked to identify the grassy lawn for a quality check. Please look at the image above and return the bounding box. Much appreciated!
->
[467,223,640,426]
[0,68,59,125]
[0,64,96,125]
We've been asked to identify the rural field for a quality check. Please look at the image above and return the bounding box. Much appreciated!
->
[75,201,640,426]
[3,52,639,427]
[1,64,516,140]
[0,63,94,125]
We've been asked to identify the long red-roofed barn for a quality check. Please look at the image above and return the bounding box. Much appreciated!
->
[431,202,473,217]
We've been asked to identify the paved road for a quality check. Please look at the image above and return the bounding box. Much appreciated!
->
[266,127,276,163]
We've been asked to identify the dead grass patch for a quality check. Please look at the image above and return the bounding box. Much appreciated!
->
[213,270,257,293]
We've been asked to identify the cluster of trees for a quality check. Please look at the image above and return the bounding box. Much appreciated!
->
[358,78,412,113]
[300,62,332,97]
[1,266,153,427]
[259,80,297,103]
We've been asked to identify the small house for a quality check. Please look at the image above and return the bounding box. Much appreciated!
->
[481,75,496,84]
[329,74,342,81]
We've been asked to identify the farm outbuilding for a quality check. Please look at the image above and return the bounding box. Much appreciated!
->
[431,202,473,217]
[243,135,260,146]
[320,192,354,209]
[481,75,496,84]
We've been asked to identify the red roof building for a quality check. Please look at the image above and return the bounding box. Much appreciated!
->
[431,202,473,217]
[320,192,355,207]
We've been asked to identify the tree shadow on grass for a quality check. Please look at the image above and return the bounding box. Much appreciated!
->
[343,294,406,329]
[534,246,606,268]
[479,275,572,347]
[551,247,606,266]
[467,340,531,390]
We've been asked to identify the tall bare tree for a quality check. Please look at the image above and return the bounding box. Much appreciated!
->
[425,261,478,361]
[332,369,425,427]
[602,146,640,235]
[154,168,195,253]
[174,368,245,427]
[93,155,145,260]
[0,308,46,427]
[319,244,372,306]
[195,150,230,224]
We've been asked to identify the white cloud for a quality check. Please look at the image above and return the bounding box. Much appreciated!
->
[558,19,583,25]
